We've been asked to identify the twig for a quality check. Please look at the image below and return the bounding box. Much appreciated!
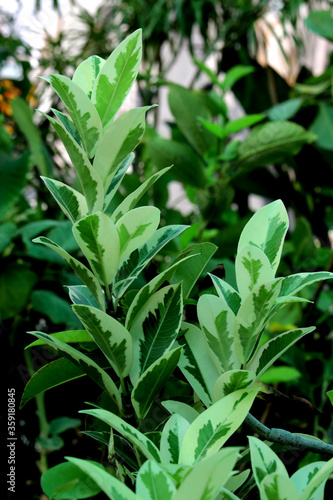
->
[245,413,333,456]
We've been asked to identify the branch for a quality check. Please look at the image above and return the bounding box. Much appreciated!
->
[245,413,333,457]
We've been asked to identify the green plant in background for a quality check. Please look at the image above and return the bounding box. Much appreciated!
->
[18,29,333,499]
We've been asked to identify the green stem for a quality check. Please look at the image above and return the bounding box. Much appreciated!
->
[105,284,111,301]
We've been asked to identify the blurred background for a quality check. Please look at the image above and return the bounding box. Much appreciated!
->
[2,1,333,498]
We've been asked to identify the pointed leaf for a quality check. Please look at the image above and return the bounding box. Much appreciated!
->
[210,274,241,315]
[291,462,326,498]
[131,347,182,420]
[212,370,256,402]
[92,29,142,128]
[129,284,182,384]
[66,285,102,308]
[27,330,91,348]
[299,457,333,500]
[73,212,120,286]
[28,331,122,409]
[33,236,105,311]
[237,200,289,274]
[161,401,199,424]
[236,244,274,299]
[249,436,289,488]
[198,294,239,373]
[179,388,258,464]
[72,55,105,98]
[260,474,299,500]
[103,153,134,210]
[160,414,190,463]
[136,461,176,500]
[279,271,333,299]
[80,408,162,462]
[41,176,88,223]
[51,109,82,146]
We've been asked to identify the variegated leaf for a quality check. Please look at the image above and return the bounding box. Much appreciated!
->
[103,153,134,210]
[291,462,326,499]
[92,29,142,128]
[116,206,160,263]
[234,279,282,364]
[41,176,88,224]
[49,74,102,157]
[111,167,171,224]
[160,414,190,463]
[197,294,239,373]
[129,284,182,385]
[80,408,162,462]
[72,305,133,377]
[66,285,102,308]
[66,457,138,500]
[224,469,251,494]
[73,212,120,286]
[28,331,122,409]
[212,370,256,402]
[51,108,82,146]
[174,449,240,500]
[136,460,176,500]
[72,55,105,99]
[247,327,315,379]
[41,112,104,212]
[27,330,91,348]
[236,244,274,299]
[94,106,151,190]
[249,436,289,487]
[161,401,199,424]
[260,474,299,500]
[279,271,333,299]
[179,388,258,465]
[237,200,289,274]
[32,236,105,311]
[298,457,333,500]
[177,322,220,407]
[209,274,241,315]
[114,225,188,298]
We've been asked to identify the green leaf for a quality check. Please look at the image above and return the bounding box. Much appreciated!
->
[132,347,182,419]
[260,474,299,500]
[129,284,182,384]
[49,417,81,435]
[237,200,289,274]
[51,109,82,146]
[249,436,289,487]
[72,305,133,377]
[327,390,333,406]
[279,271,333,299]
[291,462,326,499]
[31,290,81,327]
[0,151,30,220]
[72,55,105,98]
[73,212,120,286]
[179,388,258,465]
[42,113,104,212]
[224,114,265,135]
[299,457,333,500]
[236,244,274,299]
[33,236,105,311]
[0,263,37,319]
[247,327,315,379]
[161,401,199,424]
[41,176,88,224]
[41,461,102,499]
[237,121,316,168]
[49,74,102,157]
[160,414,190,463]
[92,29,142,129]
[0,222,16,252]
[197,294,239,373]
[221,65,255,91]
[234,279,282,364]
[28,331,122,410]
[309,103,333,151]
[94,106,151,190]
[212,370,256,402]
[66,457,138,500]
[116,206,160,263]
[136,460,176,500]
[305,10,333,41]
[209,274,241,315]
[80,408,162,462]
[111,167,170,224]
[66,285,102,308]
[27,330,91,348]
[259,366,301,384]
[174,448,241,500]
[103,153,135,209]
[267,98,303,121]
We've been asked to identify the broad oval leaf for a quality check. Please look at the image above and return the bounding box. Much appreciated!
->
[236,244,274,299]
[212,370,256,402]
[249,436,289,488]
[41,177,88,224]
[260,474,299,500]
[136,460,176,500]
[299,457,333,500]
[160,413,190,464]
[209,273,241,315]
[72,55,105,98]
[291,462,326,499]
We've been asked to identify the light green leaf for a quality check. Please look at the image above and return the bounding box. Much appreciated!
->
[41,176,88,223]
[31,290,81,328]
[221,65,255,91]
[259,366,301,384]
[224,114,265,135]
[72,55,105,98]
[209,274,241,315]
[114,225,187,298]
[179,388,258,465]
[103,153,134,210]
[41,113,104,212]
[279,272,333,299]
[249,437,289,488]
[28,331,122,409]
[66,457,138,500]
[212,370,256,402]
[174,448,241,500]
[234,279,282,364]
[299,457,333,500]
[73,212,120,286]
[80,408,162,462]
[237,200,289,274]
[247,327,315,379]
[116,206,160,263]
[111,167,170,224]
[236,244,274,299]
[72,305,133,377]
[94,106,151,190]
[92,29,142,128]
[161,401,199,424]
[224,469,251,494]
[51,109,82,146]
[66,285,102,309]
[260,474,299,500]
[129,284,182,384]
[33,236,105,311]
[49,74,102,157]
[136,460,176,500]
[27,330,91,348]
[197,294,239,373]
[291,462,326,499]
[160,414,190,463]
